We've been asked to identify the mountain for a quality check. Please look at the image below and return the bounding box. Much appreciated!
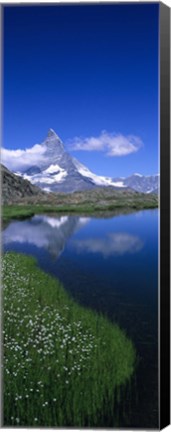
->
[112,173,159,194]
[14,129,127,193]
[17,129,95,193]
[1,164,46,204]
[12,129,159,194]
[2,162,158,213]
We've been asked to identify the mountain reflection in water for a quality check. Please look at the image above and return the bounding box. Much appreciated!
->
[3,214,143,258]
[3,210,158,428]
[3,215,90,258]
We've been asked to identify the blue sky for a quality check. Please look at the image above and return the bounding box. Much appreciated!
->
[3,4,159,177]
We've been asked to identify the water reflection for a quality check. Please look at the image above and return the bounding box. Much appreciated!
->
[3,215,90,258]
[3,210,158,428]
[72,232,144,256]
[3,215,143,258]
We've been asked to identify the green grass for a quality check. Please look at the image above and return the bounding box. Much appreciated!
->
[2,205,35,221]
[3,252,136,427]
[3,197,158,222]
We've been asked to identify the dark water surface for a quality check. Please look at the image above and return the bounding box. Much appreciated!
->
[3,209,158,428]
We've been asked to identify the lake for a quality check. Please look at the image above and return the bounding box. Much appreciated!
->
[3,209,158,428]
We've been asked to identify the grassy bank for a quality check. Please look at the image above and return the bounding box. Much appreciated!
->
[3,252,136,427]
[3,196,158,222]
[3,205,35,221]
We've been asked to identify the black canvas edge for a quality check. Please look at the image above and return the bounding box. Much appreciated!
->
[160,2,170,430]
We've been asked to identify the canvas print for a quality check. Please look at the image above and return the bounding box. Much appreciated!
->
[2,3,159,429]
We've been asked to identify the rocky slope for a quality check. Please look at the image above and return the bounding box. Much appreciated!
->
[2,164,46,204]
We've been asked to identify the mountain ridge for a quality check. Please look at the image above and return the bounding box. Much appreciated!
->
[8,129,159,194]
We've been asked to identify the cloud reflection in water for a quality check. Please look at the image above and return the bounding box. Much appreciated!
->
[72,233,144,257]
[3,215,90,258]
[3,215,143,259]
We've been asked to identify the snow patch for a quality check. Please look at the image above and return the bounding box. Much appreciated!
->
[78,166,125,187]
[43,187,51,193]
[73,159,123,187]
[112,181,125,187]
[147,188,154,194]
[14,171,22,177]
[44,164,63,174]
[33,176,55,184]
[33,215,69,228]
[53,171,68,182]
[22,167,67,186]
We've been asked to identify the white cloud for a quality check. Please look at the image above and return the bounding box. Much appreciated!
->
[1,130,143,173]
[69,131,143,156]
[1,144,46,171]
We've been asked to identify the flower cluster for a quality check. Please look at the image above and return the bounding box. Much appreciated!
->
[2,253,96,426]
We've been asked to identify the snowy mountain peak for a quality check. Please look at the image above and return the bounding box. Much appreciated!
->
[43,129,64,153]
[112,172,159,194]
[44,129,63,146]
[11,130,159,194]
[47,128,59,138]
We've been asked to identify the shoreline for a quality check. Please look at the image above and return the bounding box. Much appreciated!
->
[2,201,158,223]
